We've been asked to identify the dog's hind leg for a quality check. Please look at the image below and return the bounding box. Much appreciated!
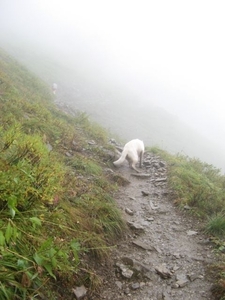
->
[126,157,139,172]
[139,150,144,168]
[131,162,140,173]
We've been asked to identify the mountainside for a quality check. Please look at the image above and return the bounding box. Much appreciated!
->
[2,47,225,300]
[2,41,225,172]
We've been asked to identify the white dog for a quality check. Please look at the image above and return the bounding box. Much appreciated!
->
[113,139,144,172]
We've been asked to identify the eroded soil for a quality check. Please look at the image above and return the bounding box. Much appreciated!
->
[92,152,215,300]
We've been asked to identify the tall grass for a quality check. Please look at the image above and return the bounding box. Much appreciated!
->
[0,48,125,299]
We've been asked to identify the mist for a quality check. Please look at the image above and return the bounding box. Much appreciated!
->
[1,0,225,171]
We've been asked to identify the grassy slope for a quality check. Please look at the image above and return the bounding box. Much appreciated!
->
[1,47,225,299]
[0,48,126,299]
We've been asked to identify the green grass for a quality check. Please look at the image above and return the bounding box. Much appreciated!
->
[150,146,225,217]
[0,48,125,299]
[206,213,225,237]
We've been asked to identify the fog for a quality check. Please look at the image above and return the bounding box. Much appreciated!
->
[1,0,225,171]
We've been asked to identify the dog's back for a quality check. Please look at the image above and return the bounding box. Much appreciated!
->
[113,139,144,172]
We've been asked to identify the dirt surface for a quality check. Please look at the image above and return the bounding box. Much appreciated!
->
[92,152,215,300]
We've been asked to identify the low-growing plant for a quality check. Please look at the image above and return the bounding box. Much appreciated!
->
[69,154,102,176]
[0,210,82,299]
[0,125,65,212]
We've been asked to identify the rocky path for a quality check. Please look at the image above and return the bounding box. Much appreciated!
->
[94,153,215,300]
[54,101,215,299]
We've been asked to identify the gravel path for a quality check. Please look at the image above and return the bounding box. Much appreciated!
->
[94,153,215,300]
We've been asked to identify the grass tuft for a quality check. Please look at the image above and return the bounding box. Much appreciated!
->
[206,213,225,237]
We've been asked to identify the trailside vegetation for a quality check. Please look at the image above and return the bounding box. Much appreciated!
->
[0,48,125,299]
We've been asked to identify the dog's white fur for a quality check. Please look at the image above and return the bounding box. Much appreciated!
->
[113,139,144,172]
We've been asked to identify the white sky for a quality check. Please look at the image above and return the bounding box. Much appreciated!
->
[1,0,225,145]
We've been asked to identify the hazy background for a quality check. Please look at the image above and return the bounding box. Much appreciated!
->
[1,0,225,171]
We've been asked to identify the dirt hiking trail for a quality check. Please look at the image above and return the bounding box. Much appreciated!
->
[93,152,215,300]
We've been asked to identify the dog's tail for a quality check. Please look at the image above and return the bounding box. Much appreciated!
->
[113,148,128,166]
